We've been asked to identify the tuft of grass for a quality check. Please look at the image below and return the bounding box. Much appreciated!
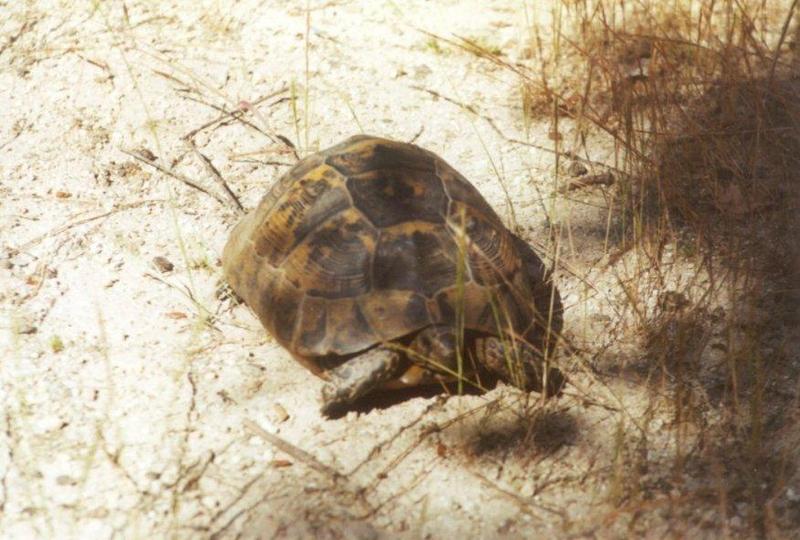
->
[49,335,64,353]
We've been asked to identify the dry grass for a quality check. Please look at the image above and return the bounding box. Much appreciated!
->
[504,0,800,536]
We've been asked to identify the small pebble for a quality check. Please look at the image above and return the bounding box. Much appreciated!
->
[269,403,290,424]
[87,507,109,519]
[153,256,174,273]
[413,64,432,79]
[18,324,37,335]
[56,474,74,486]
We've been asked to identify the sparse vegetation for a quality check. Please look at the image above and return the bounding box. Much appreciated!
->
[510,0,799,535]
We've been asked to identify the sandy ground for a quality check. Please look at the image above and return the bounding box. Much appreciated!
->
[2,1,799,538]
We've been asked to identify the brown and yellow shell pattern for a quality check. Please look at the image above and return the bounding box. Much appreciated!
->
[222,135,561,380]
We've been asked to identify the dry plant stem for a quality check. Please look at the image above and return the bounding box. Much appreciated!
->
[181,86,289,141]
[173,85,298,161]
[178,94,274,143]
[142,272,212,324]
[558,172,615,193]
[186,140,245,214]
[768,0,799,81]
[347,397,446,477]
[467,467,563,521]
[408,125,425,143]
[243,419,343,481]
[120,148,231,209]
[0,19,37,57]
[12,199,163,253]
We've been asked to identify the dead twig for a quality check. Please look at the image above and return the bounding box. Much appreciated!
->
[768,0,798,82]
[120,147,231,208]
[12,199,163,253]
[207,471,274,539]
[409,84,478,114]
[0,121,28,152]
[244,419,344,481]
[0,19,37,57]
[558,172,616,193]
[408,125,425,144]
[186,140,245,214]
[142,271,218,331]
[152,69,193,89]
[466,468,557,522]
[180,88,296,159]
[180,94,271,140]
[348,397,446,476]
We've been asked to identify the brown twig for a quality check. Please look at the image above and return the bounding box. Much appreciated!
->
[408,125,425,144]
[180,94,272,141]
[768,0,798,82]
[120,147,231,208]
[466,468,561,522]
[558,172,616,193]
[12,199,163,253]
[180,86,299,163]
[0,20,37,57]
[186,140,245,214]
[244,419,344,481]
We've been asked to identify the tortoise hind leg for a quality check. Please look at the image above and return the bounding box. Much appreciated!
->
[477,336,566,397]
[320,347,401,416]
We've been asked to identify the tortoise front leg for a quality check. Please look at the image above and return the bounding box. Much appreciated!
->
[320,347,401,416]
[477,336,566,397]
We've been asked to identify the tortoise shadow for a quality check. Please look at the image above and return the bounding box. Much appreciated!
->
[461,407,578,459]
[327,364,568,419]
[325,379,493,419]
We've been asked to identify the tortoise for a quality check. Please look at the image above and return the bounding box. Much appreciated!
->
[222,135,564,416]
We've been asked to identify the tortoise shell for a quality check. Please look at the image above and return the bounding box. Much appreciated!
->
[223,135,561,375]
